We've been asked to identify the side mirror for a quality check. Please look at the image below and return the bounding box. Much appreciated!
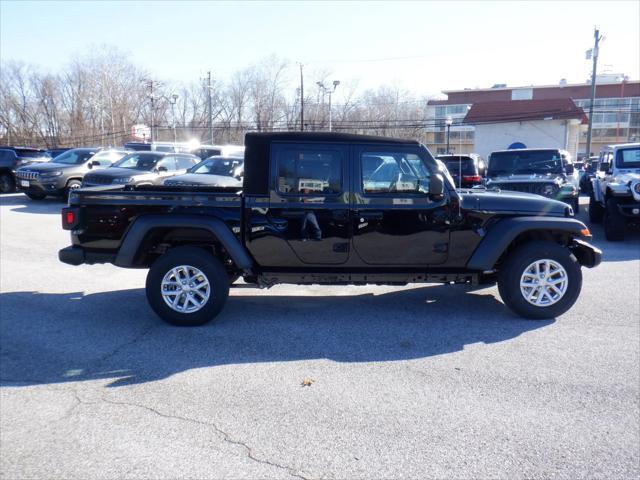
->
[599,162,610,172]
[88,160,100,169]
[157,166,168,173]
[429,174,445,199]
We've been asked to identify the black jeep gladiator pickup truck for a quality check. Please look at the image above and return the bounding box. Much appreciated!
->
[59,132,601,326]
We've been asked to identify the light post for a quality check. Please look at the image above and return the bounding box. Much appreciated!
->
[317,80,340,131]
[169,94,179,143]
[445,116,453,153]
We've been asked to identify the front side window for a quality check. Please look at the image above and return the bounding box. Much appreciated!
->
[275,145,342,194]
[617,147,640,168]
[362,151,430,194]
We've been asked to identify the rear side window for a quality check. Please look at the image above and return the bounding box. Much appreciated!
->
[442,157,476,175]
[274,144,342,195]
[157,156,178,171]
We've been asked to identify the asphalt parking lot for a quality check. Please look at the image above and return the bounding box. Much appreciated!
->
[0,193,638,479]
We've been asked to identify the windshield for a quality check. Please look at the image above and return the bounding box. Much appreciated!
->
[113,153,162,170]
[488,150,563,176]
[616,147,640,168]
[441,157,475,175]
[51,150,96,165]
[191,158,243,176]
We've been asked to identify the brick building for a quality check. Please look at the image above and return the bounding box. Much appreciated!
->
[425,80,640,157]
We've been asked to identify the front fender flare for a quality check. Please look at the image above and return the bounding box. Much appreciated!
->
[114,214,253,270]
[466,216,589,271]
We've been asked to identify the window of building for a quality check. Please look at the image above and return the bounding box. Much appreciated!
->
[275,145,342,195]
[511,88,533,100]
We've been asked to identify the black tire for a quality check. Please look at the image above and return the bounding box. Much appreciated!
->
[0,173,15,193]
[25,192,46,200]
[603,198,626,241]
[589,192,604,223]
[498,241,582,320]
[146,246,230,326]
[66,179,82,198]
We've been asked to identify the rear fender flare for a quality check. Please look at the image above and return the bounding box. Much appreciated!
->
[114,214,253,271]
[466,216,588,271]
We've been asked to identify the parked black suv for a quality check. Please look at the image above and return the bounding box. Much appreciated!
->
[485,148,580,213]
[0,149,36,193]
[16,148,129,200]
[436,154,486,188]
[60,132,601,326]
[82,152,199,187]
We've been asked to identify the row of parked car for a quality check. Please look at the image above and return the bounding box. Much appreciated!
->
[0,141,245,200]
[436,143,640,241]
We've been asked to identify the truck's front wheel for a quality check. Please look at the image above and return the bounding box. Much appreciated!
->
[498,241,582,319]
[146,246,229,326]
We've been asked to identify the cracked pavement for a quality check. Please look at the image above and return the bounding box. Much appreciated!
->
[1,193,639,479]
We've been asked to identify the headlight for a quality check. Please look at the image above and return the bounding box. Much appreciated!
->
[634,182,640,194]
[543,185,555,195]
[113,177,133,184]
[40,171,63,178]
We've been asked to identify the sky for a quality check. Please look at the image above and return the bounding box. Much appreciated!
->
[1,0,639,102]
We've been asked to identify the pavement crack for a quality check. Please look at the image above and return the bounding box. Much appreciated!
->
[93,324,157,366]
[99,396,312,479]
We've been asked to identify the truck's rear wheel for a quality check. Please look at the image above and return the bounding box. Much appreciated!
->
[603,198,626,241]
[589,193,604,223]
[146,246,229,326]
[498,241,582,319]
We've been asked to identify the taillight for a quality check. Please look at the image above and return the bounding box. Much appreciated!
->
[62,207,80,230]
[462,175,482,182]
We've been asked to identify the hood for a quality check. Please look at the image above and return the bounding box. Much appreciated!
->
[486,173,564,184]
[613,169,640,184]
[164,173,242,187]
[460,188,569,217]
[17,162,78,173]
[85,167,152,180]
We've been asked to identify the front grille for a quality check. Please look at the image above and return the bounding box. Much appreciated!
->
[16,171,39,180]
[84,176,113,185]
[492,182,558,196]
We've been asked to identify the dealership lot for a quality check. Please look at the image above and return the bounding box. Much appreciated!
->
[0,193,638,479]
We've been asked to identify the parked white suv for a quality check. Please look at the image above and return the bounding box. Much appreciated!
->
[589,142,640,241]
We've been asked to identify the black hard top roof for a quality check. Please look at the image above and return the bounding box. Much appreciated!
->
[245,131,421,145]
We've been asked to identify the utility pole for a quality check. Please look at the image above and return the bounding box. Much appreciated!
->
[299,63,304,131]
[316,80,340,132]
[207,71,213,144]
[585,28,603,159]
[149,80,155,143]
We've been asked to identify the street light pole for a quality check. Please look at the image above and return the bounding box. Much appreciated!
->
[316,80,340,132]
[207,71,213,144]
[585,28,603,158]
[445,116,453,154]
[170,94,179,143]
[298,63,304,132]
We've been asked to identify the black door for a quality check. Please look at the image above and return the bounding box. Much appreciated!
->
[351,145,450,266]
[258,142,350,266]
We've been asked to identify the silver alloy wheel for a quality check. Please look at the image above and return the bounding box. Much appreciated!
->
[69,183,81,189]
[520,259,568,307]
[161,265,211,313]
